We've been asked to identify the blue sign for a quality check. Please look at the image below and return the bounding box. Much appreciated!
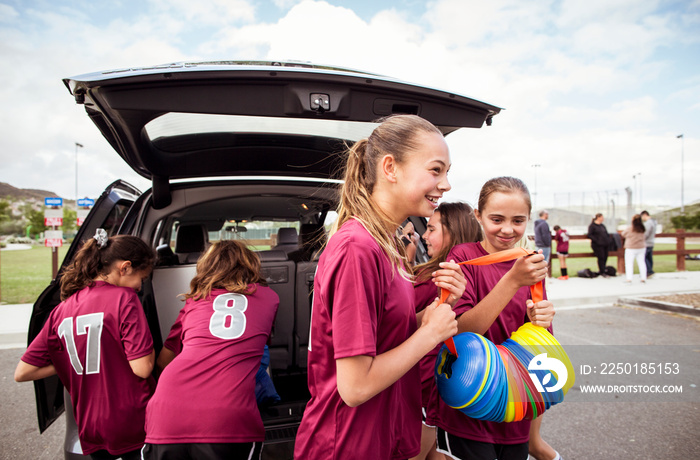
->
[44,197,63,207]
[77,198,95,207]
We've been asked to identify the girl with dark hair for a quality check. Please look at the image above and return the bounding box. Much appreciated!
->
[621,214,647,283]
[412,201,482,460]
[142,240,279,460]
[16,230,156,460]
[294,114,465,459]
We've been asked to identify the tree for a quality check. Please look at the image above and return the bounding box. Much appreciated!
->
[25,207,47,238]
[0,200,10,222]
[63,207,77,235]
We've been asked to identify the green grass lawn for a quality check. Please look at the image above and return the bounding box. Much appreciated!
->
[1,246,69,304]
[549,241,700,277]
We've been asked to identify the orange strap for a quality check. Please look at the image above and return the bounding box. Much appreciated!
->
[440,247,544,356]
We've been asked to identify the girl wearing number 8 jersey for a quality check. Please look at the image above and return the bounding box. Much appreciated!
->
[142,240,279,460]
[15,230,156,460]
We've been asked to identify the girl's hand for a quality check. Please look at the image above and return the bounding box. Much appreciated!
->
[420,299,458,345]
[400,222,418,264]
[507,252,548,287]
[526,299,555,328]
[432,260,467,307]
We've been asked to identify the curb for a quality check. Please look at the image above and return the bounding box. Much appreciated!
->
[616,295,700,318]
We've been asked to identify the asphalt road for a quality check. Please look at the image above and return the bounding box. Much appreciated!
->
[1,304,698,460]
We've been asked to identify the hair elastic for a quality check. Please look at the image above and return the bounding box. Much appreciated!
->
[93,228,108,248]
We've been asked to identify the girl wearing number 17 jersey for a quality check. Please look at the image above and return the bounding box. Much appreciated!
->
[143,240,279,460]
[15,231,156,460]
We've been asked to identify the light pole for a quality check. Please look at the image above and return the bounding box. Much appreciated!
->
[637,172,642,211]
[677,134,684,213]
[632,174,638,212]
[75,142,83,210]
[531,164,541,212]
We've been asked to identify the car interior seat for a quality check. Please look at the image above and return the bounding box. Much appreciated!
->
[174,224,209,264]
[272,227,299,255]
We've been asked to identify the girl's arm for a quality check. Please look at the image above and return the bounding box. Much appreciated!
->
[336,300,457,407]
[156,347,177,373]
[14,360,57,382]
[129,350,155,379]
[456,254,547,335]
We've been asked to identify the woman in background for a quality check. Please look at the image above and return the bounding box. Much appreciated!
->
[587,213,610,277]
[621,214,647,283]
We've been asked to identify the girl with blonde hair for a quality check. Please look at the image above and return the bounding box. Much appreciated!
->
[294,115,465,459]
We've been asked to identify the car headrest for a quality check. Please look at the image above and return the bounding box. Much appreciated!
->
[276,227,299,246]
[175,224,208,253]
[257,250,288,262]
[155,244,178,266]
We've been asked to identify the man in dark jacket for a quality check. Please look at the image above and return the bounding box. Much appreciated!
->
[534,210,552,264]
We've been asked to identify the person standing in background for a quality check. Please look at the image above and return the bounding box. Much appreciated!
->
[534,210,552,267]
[621,214,648,283]
[553,225,570,280]
[587,213,610,278]
[641,210,656,277]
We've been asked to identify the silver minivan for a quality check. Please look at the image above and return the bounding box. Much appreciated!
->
[28,61,501,459]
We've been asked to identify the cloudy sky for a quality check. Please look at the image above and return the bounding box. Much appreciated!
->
[1,0,698,217]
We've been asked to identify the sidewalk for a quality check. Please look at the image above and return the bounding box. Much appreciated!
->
[0,303,33,349]
[545,270,700,312]
[2,271,699,349]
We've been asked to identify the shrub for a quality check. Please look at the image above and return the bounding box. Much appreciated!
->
[670,212,700,230]
[5,236,34,244]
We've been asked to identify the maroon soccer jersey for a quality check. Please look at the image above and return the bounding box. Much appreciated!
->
[145,285,279,444]
[21,281,155,455]
[555,228,570,253]
[413,278,441,413]
[294,219,421,459]
[430,242,548,444]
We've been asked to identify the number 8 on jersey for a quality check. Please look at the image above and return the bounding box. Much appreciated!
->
[209,293,248,340]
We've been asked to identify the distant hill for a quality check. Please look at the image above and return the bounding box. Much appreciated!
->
[652,201,700,232]
[0,182,61,202]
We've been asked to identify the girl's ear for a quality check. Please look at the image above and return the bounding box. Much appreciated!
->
[119,260,132,275]
[380,154,398,183]
[473,208,482,225]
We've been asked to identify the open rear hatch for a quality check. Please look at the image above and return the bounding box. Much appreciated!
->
[64,61,501,208]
